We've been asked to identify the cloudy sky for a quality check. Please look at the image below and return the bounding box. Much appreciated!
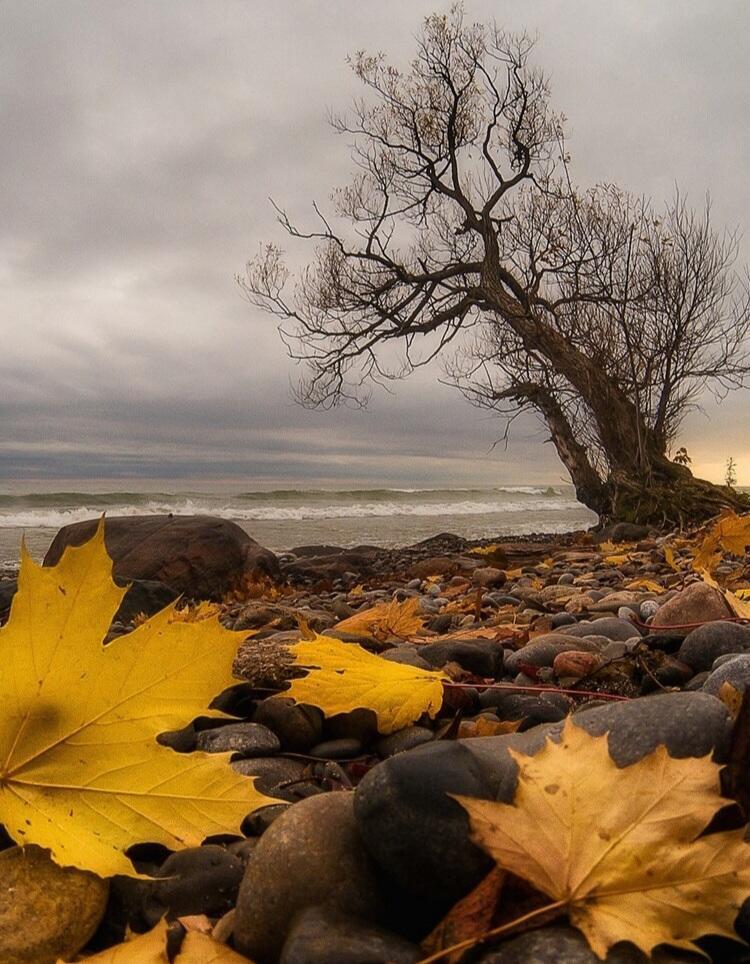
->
[2,0,749,489]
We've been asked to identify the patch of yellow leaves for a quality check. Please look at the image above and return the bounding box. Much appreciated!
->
[692,511,750,573]
[0,522,275,877]
[333,597,425,639]
[284,636,447,733]
[457,719,750,959]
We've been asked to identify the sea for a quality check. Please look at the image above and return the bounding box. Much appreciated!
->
[0,483,597,568]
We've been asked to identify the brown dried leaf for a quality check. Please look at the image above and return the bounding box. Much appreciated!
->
[421,868,505,964]
[334,597,425,639]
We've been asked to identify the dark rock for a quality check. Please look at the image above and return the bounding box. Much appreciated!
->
[475,924,698,962]
[142,845,244,926]
[639,632,685,653]
[253,698,323,752]
[428,612,454,633]
[477,691,572,728]
[280,906,420,964]
[234,792,384,962]
[377,726,433,758]
[242,803,289,835]
[601,522,652,543]
[323,708,379,743]
[157,722,196,753]
[231,757,308,800]
[651,582,731,629]
[354,693,731,906]
[0,577,16,616]
[679,621,750,672]
[43,514,279,599]
[309,738,364,759]
[551,611,577,628]
[703,654,750,696]
[210,682,257,717]
[195,722,280,756]
[418,639,504,677]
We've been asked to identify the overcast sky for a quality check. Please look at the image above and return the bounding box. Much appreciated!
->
[2,0,749,488]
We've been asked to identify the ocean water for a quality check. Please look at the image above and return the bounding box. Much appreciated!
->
[0,484,597,567]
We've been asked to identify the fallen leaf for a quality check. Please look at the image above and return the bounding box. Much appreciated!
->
[719,681,744,720]
[0,522,275,877]
[692,511,750,574]
[699,569,750,619]
[603,554,631,567]
[625,578,665,594]
[177,931,251,962]
[284,635,447,733]
[334,597,425,639]
[70,920,252,962]
[663,545,681,572]
[296,613,317,640]
[421,868,505,963]
[458,718,522,738]
[456,718,750,959]
[65,919,169,962]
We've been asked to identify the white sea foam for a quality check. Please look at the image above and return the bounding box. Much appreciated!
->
[0,496,582,529]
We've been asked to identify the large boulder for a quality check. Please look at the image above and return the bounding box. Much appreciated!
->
[43,515,278,600]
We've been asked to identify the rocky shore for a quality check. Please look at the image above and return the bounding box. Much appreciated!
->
[2,514,750,962]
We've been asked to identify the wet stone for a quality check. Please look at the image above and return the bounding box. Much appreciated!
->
[195,722,280,757]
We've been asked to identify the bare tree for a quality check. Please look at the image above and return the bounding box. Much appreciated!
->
[240,5,750,526]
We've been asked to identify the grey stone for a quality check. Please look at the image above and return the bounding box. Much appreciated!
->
[280,906,420,964]
[377,726,434,758]
[143,845,244,926]
[234,792,384,962]
[309,738,364,759]
[678,621,750,672]
[195,722,280,757]
[504,636,602,674]
[704,654,750,696]
[231,757,307,800]
[561,617,640,642]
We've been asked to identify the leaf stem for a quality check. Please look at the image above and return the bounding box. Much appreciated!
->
[443,681,630,701]
[417,898,567,964]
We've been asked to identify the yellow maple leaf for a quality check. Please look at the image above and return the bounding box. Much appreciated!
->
[456,719,750,960]
[334,597,425,639]
[0,522,275,877]
[625,578,665,594]
[283,635,447,733]
[692,511,750,573]
[698,569,750,619]
[663,544,681,571]
[603,553,631,566]
[70,919,251,962]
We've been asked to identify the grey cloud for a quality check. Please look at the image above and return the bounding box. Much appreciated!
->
[1,0,749,485]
